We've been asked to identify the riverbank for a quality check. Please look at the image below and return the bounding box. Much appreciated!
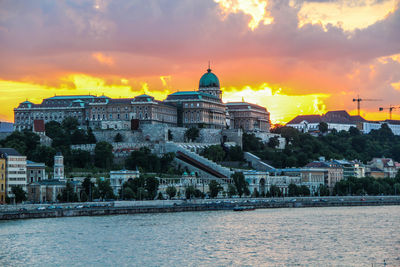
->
[1,196,400,220]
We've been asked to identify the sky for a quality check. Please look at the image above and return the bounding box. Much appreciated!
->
[1,0,400,124]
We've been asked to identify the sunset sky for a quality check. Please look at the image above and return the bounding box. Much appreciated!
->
[1,0,400,124]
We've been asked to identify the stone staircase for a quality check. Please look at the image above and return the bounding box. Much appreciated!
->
[164,142,233,183]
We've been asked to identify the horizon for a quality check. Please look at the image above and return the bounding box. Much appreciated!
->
[1,0,400,124]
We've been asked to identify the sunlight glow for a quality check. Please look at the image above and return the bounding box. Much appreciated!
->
[222,83,328,124]
[297,0,398,32]
[214,0,273,30]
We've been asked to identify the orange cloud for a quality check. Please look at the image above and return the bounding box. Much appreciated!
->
[92,52,114,66]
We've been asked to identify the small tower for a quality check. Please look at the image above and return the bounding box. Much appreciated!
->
[54,152,64,180]
[198,65,222,99]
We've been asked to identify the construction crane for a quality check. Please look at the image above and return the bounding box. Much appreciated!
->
[379,105,399,120]
[352,95,382,116]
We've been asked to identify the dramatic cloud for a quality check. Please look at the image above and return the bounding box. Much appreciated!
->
[0,0,400,123]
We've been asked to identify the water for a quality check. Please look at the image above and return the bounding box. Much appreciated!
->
[0,206,399,266]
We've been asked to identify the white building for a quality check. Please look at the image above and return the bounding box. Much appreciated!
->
[0,148,27,201]
[53,152,64,180]
[109,169,140,196]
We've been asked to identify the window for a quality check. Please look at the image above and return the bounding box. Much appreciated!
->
[109,114,113,119]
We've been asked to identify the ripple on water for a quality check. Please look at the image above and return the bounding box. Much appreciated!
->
[0,206,399,266]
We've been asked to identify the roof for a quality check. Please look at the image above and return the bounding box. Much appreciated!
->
[199,68,220,88]
[0,148,22,156]
[226,102,268,112]
[133,94,155,102]
[46,95,96,100]
[286,115,322,124]
[108,98,133,104]
[27,160,46,167]
[166,91,221,101]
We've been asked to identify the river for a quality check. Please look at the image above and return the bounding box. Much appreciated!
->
[0,206,399,266]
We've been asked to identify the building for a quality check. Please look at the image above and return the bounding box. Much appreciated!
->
[54,152,64,180]
[0,148,27,201]
[27,179,66,203]
[0,155,6,203]
[367,158,399,178]
[286,110,365,133]
[226,102,270,132]
[27,161,47,183]
[109,169,140,196]
[243,170,301,196]
[332,160,365,179]
[303,160,344,192]
[14,67,270,133]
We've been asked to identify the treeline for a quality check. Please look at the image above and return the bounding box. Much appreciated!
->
[200,145,244,162]
[243,124,400,168]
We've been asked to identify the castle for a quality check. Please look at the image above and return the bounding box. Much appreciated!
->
[14,68,270,133]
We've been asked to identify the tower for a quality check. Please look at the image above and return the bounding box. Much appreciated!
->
[54,152,64,180]
[198,67,222,99]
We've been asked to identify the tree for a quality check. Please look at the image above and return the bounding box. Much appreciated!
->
[69,149,92,168]
[87,127,97,144]
[185,186,196,199]
[288,183,299,197]
[202,145,225,162]
[96,179,115,200]
[94,141,114,169]
[168,129,173,141]
[121,187,135,200]
[318,122,328,133]
[300,185,310,196]
[252,188,260,198]
[184,127,199,142]
[11,185,27,203]
[82,176,94,201]
[62,117,79,132]
[57,181,78,202]
[157,192,164,200]
[267,136,280,149]
[166,186,177,199]
[232,172,248,198]
[269,185,281,197]
[114,133,123,143]
[227,184,236,197]
[70,129,87,145]
[145,175,159,200]
[226,145,244,161]
[208,180,223,198]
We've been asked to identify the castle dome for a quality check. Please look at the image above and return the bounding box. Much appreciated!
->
[199,68,220,89]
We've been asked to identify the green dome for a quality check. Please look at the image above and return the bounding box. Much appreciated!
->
[199,68,220,88]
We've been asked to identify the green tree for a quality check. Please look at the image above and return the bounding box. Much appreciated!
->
[121,187,135,200]
[70,149,92,168]
[232,172,248,198]
[226,145,244,161]
[94,142,114,169]
[202,145,225,162]
[157,192,164,200]
[208,180,223,198]
[87,127,97,144]
[57,181,79,202]
[168,129,173,141]
[114,133,123,143]
[11,185,27,203]
[185,186,196,199]
[288,183,299,197]
[166,186,177,199]
[318,122,328,133]
[267,136,280,149]
[145,175,159,200]
[300,185,310,196]
[269,185,281,197]
[96,179,115,200]
[227,184,236,197]
[82,176,94,201]
[184,127,199,142]
[62,117,79,132]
